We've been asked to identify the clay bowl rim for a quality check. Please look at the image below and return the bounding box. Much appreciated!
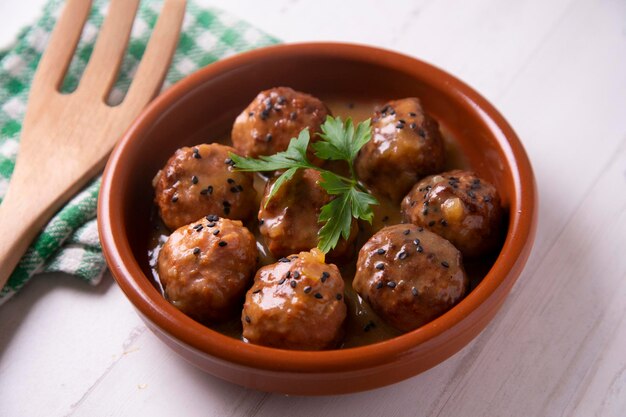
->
[98,42,536,374]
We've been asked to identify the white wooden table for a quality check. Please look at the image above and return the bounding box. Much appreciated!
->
[1,1,625,416]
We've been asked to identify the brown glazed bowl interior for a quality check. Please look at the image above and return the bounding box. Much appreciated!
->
[98,42,536,395]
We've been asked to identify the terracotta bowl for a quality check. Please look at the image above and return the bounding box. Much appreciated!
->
[98,42,536,395]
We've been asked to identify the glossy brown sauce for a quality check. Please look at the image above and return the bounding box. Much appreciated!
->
[148,98,494,348]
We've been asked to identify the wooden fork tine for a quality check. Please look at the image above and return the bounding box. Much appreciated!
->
[31,0,92,94]
[121,0,186,112]
[78,0,140,98]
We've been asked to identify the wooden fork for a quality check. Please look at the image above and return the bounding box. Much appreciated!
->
[0,0,186,289]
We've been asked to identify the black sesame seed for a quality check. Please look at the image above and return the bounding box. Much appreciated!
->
[227,178,235,184]
[440,219,448,227]
[193,224,203,231]
[212,229,219,236]
[171,195,178,203]
[468,190,476,199]
[422,208,429,215]
[207,222,216,227]
[412,287,418,296]
[191,175,198,184]
[304,286,312,294]
[441,261,450,268]
[428,220,436,227]
[248,112,254,117]
[265,133,272,142]
[193,247,200,255]
[398,251,408,260]
[224,158,233,165]
[417,128,426,138]
[192,148,201,158]
[277,96,286,104]
[387,281,397,288]
[229,186,238,193]
[286,271,291,278]
[410,122,417,129]
[252,288,262,294]
[336,293,343,300]
[417,245,424,253]
[279,257,290,263]
[290,280,297,288]
[376,248,386,255]
[289,111,297,120]
[293,271,300,279]
[237,185,244,191]
[314,293,323,299]
[376,281,384,289]
[223,201,231,207]
[413,238,420,246]
[363,321,376,332]
[259,219,265,225]
[206,214,219,221]
[389,108,396,115]
[398,119,406,124]
[375,263,385,270]
[381,105,390,114]
[278,277,286,285]
[396,122,405,129]
[409,112,417,116]
[484,196,492,202]
[260,109,270,120]
[321,271,330,282]
[418,227,424,232]
[403,229,411,235]
[245,316,251,323]
[218,241,227,247]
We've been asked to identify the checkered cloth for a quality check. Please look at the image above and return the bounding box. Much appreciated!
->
[0,0,278,305]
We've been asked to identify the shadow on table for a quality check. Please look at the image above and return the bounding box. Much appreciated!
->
[0,271,114,361]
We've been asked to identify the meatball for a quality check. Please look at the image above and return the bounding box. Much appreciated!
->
[353,224,468,332]
[355,98,446,202]
[153,143,256,230]
[242,249,346,350]
[231,87,330,159]
[401,170,503,258]
[158,217,258,323]
[258,168,356,260]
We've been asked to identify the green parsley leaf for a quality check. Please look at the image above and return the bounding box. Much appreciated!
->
[313,116,371,163]
[229,129,313,172]
[317,193,353,253]
[264,167,298,208]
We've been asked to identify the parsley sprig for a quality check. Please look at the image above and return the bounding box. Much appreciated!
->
[229,116,378,253]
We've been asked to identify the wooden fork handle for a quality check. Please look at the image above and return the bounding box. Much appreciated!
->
[0,142,103,291]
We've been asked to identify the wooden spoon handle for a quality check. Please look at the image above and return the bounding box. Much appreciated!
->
[0,183,55,290]
[0,146,90,290]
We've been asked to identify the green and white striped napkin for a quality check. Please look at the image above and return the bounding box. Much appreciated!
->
[0,0,278,305]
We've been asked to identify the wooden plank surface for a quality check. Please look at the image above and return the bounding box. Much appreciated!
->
[1,0,625,416]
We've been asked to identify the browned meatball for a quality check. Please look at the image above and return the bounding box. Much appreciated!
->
[401,170,503,258]
[158,217,258,323]
[353,224,468,332]
[242,249,346,350]
[231,87,330,159]
[355,98,446,202]
[258,168,356,260]
[153,143,256,230]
